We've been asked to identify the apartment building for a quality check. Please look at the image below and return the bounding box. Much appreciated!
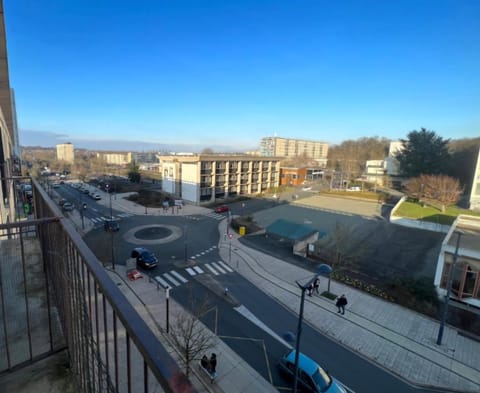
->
[56,142,75,163]
[434,215,480,307]
[97,151,132,165]
[0,3,19,225]
[469,148,480,211]
[158,153,281,204]
[260,136,328,167]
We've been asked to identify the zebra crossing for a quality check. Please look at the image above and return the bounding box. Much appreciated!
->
[184,212,226,221]
[154,261,234,289]
[90,213,134,224]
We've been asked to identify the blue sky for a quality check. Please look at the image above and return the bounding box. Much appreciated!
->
[4,0,480,151]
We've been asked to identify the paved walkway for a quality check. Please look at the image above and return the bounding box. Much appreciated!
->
[72,192,480,392]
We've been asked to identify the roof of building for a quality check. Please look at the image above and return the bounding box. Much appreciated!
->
[449,215,480,253]
[266,219,320,241]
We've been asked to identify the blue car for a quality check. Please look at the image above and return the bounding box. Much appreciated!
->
[278,350,346,393]
[131,247,158,269]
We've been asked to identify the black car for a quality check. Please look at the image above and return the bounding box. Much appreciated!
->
[104,219,120,232]
[131,247,158,269]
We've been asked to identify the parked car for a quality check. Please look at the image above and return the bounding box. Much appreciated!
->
[278,350,346,393]
[214,205,229,213]
[131,247,158,269]
[58,198,67,207]
[62,202,74,211]
[104,219,119,232]
[93,194,102,200]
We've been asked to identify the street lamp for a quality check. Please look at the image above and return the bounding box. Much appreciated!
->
[105,184,113,219]
[436,231,463,345]
[165,286,170,333]
[293,263,332,393]
[184,224,188,262]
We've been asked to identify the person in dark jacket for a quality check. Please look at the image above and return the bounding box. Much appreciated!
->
[201,355,209,371]
[209,353,217,375]
[336,294,348,314]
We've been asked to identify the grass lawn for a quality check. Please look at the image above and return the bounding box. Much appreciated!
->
[394,201,480,225]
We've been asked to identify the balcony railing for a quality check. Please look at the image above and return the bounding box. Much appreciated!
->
[0,178,197,393]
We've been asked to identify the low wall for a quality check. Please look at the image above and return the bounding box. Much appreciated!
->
[390,216,451,233]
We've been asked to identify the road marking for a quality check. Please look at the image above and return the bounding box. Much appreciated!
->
[163,272,180,286]
[170,271,188,283]
[186,267,196,276]
[204,264,219,275]
[217,261,233,272]
[193,266,203,274]
[211,262,226,274]
[154,276,170,288]
[234,305,292,348]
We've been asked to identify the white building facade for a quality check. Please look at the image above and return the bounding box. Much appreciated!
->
[158,154,281,204]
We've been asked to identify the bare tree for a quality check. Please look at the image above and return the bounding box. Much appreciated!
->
[405,174,463,212]
[169,296,215,378]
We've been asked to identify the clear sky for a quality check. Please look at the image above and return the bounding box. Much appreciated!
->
[4,0,480,151]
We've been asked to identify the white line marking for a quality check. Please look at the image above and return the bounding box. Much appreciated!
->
[154,276,170,288]
[204,264,219,275]
[170,271,188,283]
[193,266,203,274]
[163,272,180,286]
[186,267,196,276]
[211,262,226,274]
[217,261,233,272]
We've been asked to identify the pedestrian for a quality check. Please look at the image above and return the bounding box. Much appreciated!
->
[307,283,313,297]
[336,294,348,315]
[209,353,217,376]
[313,278,320,295]
[201,355,209,371]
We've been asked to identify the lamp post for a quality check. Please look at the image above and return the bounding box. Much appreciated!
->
[293,263,332,393]
[165,286,170,333]
[184,225,188,262]
[436,231,462,345]
[105,184,113,219]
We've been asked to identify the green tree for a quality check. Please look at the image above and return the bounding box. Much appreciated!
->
[396,128,451,177]
[127,160,141,183]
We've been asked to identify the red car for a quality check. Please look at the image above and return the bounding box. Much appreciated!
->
[214,205,229,213]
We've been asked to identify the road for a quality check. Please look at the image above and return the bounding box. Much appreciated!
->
[78,195,445,393]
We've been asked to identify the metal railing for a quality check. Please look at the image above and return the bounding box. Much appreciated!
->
[0,178,197,393]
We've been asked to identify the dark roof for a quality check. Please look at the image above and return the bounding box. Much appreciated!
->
[266,219,319,241]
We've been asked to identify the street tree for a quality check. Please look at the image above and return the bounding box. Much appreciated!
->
[405,174,463,212]
[170,296,215,378]
[127,160,141,183]
[396,128,451,177]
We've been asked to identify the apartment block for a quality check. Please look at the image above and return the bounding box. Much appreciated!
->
[97,151,132,165]
[469,148,480,211]
[0,3,19,226]
[158,153,281,204]
[260,136,328,166]
[56,142,75,163]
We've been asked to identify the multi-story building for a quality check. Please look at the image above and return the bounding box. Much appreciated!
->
[0,4,19,225]
[56,142,74,163]
[434,215,480,307]
[469,148,480,211]
[157,153,281,204]
[97,151,132,165]
[260,136,328,167]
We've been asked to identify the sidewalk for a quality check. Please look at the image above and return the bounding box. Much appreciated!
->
[71,192,480,392]
[217,219,480,393]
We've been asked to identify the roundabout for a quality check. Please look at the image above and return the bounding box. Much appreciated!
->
[123,224,183,245]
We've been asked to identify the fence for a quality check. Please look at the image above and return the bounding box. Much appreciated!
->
[0,178,197,393]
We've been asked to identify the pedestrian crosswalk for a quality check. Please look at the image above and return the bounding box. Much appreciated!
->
[154,261,234,289]
[184,212,226,221]
[90,213,134,224]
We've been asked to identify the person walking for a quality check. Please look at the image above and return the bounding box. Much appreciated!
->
[313,278,320,295]
[307,283,313,297]
[209,353,217,376]
[201,355,209,371]
[336,294,348,315]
